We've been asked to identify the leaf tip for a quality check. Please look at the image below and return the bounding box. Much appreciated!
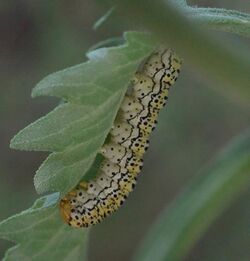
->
[10,133,22,150]
[31,83,43,98]
[34,174,43,195]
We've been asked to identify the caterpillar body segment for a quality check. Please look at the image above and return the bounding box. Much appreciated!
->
[100,142,143,172]
[111,134,149,156]
[120,96,144,113]
[60,47,182,228]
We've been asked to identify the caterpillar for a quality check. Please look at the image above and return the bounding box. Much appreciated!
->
[60,47,182,228]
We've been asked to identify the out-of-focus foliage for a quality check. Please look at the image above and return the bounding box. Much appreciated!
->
[134,131,250,261]
[120,0,250,103]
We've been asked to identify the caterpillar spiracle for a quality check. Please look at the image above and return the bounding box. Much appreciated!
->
[60,47,182,228]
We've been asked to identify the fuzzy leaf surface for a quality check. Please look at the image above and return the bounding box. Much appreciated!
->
[10,32,156,195]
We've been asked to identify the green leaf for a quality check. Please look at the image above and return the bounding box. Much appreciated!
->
[31,32,156,102]
[134,130,250,261]
[2,31,157,259]
[0,194,89,261]
[10,31,156,195]
[87,37,125,52]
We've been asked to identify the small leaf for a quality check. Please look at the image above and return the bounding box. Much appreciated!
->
[134,131,250,261]
[0,194,89,261]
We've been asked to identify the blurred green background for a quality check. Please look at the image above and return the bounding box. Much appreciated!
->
[0,0,249,260]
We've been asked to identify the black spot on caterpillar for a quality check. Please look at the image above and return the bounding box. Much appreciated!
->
[60,47,182,228]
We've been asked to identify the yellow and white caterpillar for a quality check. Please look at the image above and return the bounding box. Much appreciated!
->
[60,48,182,228]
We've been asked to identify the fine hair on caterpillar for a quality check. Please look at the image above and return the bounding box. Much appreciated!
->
[60,47,182,228]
